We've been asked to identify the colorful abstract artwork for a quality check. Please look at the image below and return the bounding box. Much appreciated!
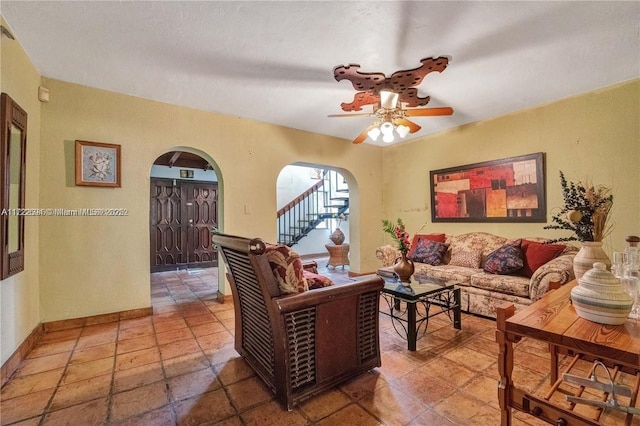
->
[430,152,545,222]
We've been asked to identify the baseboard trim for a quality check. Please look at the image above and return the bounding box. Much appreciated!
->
[43,307,154,332]
[1,323,44,387]
[216,291,233,303]
[1,306,153,386]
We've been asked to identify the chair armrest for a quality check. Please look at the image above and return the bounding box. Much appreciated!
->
[375,245,401,267]
[529,253,576,301]
[302,260,318,274]
[273,276,384,313]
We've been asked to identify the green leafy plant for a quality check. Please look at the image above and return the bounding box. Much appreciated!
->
[382,218,411,253]
[544,171,613,242]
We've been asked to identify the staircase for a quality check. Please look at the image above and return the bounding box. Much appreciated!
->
[277,170,349,246]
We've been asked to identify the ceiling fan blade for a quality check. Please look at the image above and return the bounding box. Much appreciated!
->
[404,107,454,117]
[327,113,372,118]
[353,124,376,144]
[394,118,421,133]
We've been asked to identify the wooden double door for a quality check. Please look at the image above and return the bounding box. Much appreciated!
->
[150,178,218,272]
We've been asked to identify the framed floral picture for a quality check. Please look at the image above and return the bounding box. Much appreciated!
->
[430,152,545,222]
[75,140,121,187]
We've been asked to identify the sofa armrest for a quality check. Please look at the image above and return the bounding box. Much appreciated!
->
[376,244,401,267]
[529,253,576,301]
[302,260,318,274]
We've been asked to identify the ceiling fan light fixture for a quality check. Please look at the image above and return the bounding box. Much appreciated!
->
[379,90,399,109]
[396,124,410,138]
[380,121,394,135]
[367,127,381,141]
[382,133,395,144]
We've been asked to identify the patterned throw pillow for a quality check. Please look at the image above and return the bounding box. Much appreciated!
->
[520,240,566,278]
[409,240,449,265]
[303,270,334,290]
[483,240,524,275]
[407,233,446,259]
[264,244,308,294]
[449,250,483,269]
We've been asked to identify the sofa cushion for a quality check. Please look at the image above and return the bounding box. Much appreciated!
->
[449,250,483,268]
[483,240,524,275]
[470,272,530,298]
[415,265,478,285]
[521,240,566,278]
[303,270,334,290]
[409,240,449,265]
[265,244,308,294]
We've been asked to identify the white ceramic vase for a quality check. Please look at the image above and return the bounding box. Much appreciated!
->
[573,241,611,280]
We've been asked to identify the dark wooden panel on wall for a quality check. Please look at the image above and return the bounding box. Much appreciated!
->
[150,178,218,272]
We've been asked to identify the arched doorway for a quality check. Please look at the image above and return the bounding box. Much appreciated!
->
[149,151,219,272]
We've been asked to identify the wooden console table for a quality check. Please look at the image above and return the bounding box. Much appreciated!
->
[496,280,640,426]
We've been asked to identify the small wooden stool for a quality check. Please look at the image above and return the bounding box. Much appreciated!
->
[325,243,350,269]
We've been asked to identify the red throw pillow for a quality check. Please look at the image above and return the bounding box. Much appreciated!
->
[520,240,566,278]
[303,270,334,290]
[407,233,446,259]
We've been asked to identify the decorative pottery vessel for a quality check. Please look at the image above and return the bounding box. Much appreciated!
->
[393,251,415,283]
[571,262,633,325]
[573,241,611,280]
[329,228,345,245]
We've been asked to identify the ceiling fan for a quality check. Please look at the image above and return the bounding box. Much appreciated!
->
[329,56,454,144]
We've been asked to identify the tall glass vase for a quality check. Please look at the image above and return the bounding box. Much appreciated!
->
[573,241,611,280]
[393,250,415,283]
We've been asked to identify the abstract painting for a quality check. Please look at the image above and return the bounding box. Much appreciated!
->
[430,152,545,222]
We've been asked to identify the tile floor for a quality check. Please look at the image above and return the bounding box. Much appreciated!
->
[0,258,635,425]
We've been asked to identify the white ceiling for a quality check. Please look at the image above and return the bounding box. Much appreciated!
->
[2,1,639,146]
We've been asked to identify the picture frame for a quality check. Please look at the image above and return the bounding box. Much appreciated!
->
[75,140,121,187]
[430,152,545,223]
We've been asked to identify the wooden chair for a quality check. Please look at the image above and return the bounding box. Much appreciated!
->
[212,232,384,410]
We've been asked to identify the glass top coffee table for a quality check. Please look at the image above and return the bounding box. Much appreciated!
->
[379,274,461,351]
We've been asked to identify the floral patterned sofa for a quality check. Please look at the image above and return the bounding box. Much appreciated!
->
[376,232,578,318]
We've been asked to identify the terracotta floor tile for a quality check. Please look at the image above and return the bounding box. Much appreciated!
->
[75,330,118,350]
[207,344,238,367]
[298,389,352,421]
[421,356,476,387]
[15,352,70,377]
[210,416,244,426]
[197,330,234,352]
[339,370,390,401]
[115,347,161,371]
[214,357,255,386]
[70,342,116,364]
[213,309,235,321]
[0,388,53,424]
[42,396,108,426]
[81,322,118,336]
[26,340,76,359]
[110,404,175,426]
[117,323,155,341]
[392,370,457,406]
[442,346,497,373]
[119,316,153,330]
[39,328,82,344]
[225,376,273,411]
[434,390,501,424]
[49,373,112,410]
[462,374,501,410]
[155,327,194,346]
[173,388,236,425]
[315,403,384,426]
[113,361,164,394]
[185,313,218,327]
[168,367,221,402]
[61,357,113,385]
[162,351,210,378]
[4,416,42,426]
[240,400,307,426]
[407,408,456,425]
[109,381,169,423]
[159,337,202,361]
[190,321,227,337]
[154,318,187,334]
[357,383,427,425]
[116,335,157,354]
[0,368,64,401]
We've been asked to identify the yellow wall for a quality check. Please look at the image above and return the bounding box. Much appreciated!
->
[382,79,640,255]
[0,18,42,364]
[38,78,384,322]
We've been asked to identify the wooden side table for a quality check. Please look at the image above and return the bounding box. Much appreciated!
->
[325,243,349,269]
